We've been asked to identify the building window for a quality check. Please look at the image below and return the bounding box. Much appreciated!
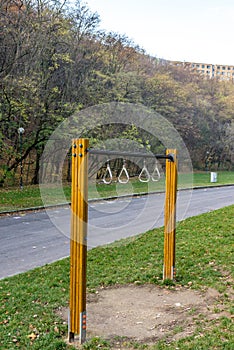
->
[228,67,231,70]
[196,64,200,68]
[217,66,220,69]
[202,64,205,68]
[207,65,211,69]
[222,66,226,70]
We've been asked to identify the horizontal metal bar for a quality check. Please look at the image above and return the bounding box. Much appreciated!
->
[87,149,174,162]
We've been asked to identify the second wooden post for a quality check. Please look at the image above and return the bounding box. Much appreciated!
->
[163,149,177,280]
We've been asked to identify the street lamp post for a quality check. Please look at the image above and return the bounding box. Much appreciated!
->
[205,151,210,172]
[18,127,25,190]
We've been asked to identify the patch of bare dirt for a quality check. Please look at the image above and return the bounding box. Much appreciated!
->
[58,284,232,347]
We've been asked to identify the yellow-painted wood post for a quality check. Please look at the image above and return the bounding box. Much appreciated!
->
[69,138,89,343]
[163,149,177,280]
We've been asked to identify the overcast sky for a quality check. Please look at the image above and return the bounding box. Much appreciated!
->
[84,0,234,66]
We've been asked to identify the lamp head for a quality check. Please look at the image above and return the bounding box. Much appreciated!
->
[18,127,25,134]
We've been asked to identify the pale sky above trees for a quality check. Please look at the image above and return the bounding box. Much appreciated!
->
[85,0,234,65]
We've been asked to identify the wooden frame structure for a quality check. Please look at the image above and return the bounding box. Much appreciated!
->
[69,138,177,343]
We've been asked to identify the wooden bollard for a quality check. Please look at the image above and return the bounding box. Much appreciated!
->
[163,149,177,280]
[69,138,89,343]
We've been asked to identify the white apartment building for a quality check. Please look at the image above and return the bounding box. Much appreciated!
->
[171,61,234,82]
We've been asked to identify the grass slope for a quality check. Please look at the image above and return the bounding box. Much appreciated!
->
[0,205,233,349]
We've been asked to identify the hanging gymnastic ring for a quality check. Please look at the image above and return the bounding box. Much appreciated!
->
[151,160,161,182]
[118,160,129,184]
[103,161,112,185]
[138,159,150,183]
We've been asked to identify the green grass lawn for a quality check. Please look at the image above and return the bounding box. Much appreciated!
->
[0,205,233,349]
[0,171,233,212]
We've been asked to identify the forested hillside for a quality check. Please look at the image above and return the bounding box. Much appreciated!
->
[1,0,233,186]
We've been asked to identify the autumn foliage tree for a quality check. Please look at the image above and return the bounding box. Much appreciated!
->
[0,0,233,186]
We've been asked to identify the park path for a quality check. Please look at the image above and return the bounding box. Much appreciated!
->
[0,186,233,279]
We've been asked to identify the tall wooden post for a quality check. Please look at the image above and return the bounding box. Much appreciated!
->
[69,138,89,344]
[163,149,177,280]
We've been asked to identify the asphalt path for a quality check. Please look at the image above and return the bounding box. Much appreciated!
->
[0,186,233,279]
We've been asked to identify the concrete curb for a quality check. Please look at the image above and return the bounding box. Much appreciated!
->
[0,183,233,216]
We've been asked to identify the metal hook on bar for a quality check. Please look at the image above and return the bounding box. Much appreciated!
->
[151,160,161,182]
[103,160,112,185]
[118,160,129,184]
[138,159,150,183]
